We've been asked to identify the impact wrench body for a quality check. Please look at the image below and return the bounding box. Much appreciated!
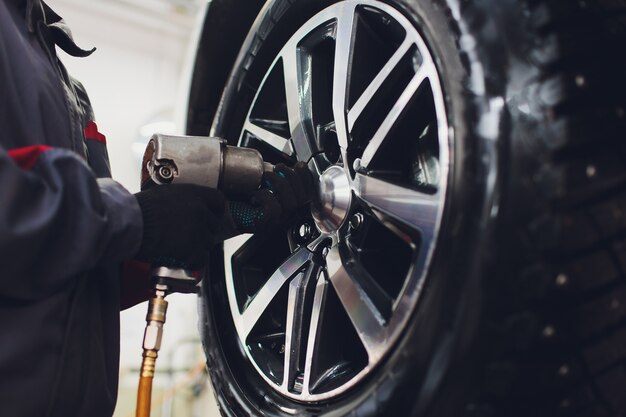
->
[136,135,272,417]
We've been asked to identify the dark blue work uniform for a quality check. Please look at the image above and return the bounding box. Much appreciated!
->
[0,0,143,415]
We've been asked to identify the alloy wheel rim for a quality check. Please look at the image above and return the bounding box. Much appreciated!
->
[222,0,450,401]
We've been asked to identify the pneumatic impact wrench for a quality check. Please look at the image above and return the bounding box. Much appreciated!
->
[135,134,273,417]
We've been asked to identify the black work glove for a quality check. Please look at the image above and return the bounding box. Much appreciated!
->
[228,161,315,234]
[134,184,226,269]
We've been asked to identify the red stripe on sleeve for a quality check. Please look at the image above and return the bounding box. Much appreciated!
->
[8,145,53,170]
[84,121,106,144]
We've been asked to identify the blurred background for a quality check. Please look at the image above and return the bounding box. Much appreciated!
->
[50,0,220,415]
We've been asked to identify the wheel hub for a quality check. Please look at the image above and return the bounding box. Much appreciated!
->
[312,165,352,233]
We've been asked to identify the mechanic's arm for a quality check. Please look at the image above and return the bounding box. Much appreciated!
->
[118,162,315,311]
[0,144,143,301]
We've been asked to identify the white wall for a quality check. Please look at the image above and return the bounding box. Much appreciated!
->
[48,1,219,415]
[54,0,195,192]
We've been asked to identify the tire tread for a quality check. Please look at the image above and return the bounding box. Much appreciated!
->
[472,0,626,415]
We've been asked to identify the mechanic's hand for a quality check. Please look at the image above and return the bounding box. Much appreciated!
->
[228,162,315,234]
[134,184,226,269]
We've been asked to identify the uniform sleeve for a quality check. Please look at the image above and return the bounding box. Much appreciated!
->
[0,144,143,301]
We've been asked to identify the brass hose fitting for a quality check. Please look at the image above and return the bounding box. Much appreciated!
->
[136,285,168,417]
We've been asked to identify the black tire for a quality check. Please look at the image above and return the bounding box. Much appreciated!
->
[196,0,626,416]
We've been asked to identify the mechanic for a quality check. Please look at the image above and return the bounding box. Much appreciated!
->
[0,0,313,416]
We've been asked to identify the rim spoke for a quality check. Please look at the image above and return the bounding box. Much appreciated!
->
[360,62,434,168]
[239,249,313,338]
[301,277,328,395]
[354,173,439,243]
[326,245,385,363]
[332,2,357,150]
[347,37,413,131]
[243,120,293,155]
[282,263,322,392]
[282,273,303,389]
[282,45,315,161]
[342,247,395,318]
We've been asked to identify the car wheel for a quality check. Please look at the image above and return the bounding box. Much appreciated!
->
[195,0,626,416]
